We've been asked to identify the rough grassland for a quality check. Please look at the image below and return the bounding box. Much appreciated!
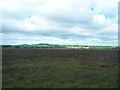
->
[2,48,118,88]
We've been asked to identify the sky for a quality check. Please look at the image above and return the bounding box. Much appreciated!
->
[1,0,119,46]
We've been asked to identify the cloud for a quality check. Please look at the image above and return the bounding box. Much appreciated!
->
[1,0,119,45]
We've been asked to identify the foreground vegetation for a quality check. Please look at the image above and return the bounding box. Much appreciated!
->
[2,48,118,88]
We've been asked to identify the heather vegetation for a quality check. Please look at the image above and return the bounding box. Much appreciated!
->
[2,45,118,88]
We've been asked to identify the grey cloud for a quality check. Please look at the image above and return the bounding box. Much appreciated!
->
[1,0,118,45]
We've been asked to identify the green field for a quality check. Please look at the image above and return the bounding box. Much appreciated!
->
[2,48,118,88]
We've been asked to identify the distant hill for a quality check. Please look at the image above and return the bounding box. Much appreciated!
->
[2,44,119,50]
[2,44,65,48]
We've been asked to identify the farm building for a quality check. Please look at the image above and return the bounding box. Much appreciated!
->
[66,46,90,49]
